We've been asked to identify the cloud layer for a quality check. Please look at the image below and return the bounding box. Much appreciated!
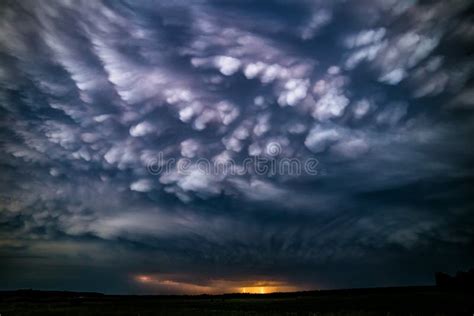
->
[0,0,473,293]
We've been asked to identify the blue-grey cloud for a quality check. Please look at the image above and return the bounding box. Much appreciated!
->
[0,0,473,293]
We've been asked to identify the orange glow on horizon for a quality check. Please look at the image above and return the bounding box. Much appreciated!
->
[137,275,151,282]
[240,285,282,294]
[134,274,305,294]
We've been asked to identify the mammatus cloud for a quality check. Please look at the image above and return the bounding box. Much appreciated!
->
[0,0,473,293]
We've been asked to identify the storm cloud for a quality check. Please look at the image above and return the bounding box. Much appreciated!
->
[0,0,473,293]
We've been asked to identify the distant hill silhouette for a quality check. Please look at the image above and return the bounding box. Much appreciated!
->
[436,268,474,291]
[1,286,473,315]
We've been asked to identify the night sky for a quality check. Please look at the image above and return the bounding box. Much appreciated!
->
[1,0,474,294]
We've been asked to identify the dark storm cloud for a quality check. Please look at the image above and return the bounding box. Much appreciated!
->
[0,0,473,293]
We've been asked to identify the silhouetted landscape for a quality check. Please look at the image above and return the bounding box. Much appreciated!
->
[436,268,474,291]
[1,286,473,316]
[2,270,474,316]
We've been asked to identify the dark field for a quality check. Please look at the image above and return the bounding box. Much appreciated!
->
[0,287,473,316]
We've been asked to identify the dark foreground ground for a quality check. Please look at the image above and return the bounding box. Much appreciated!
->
[0,287,473,316]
